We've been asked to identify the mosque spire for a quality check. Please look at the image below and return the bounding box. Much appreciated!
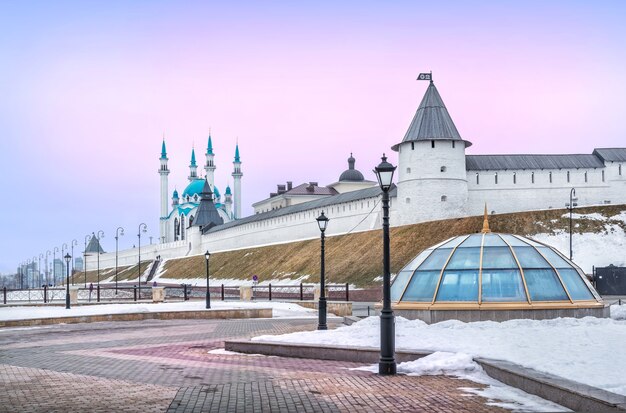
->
[234,143,240,162]
[161,139,167,159]
[188,147,198,182]
[207,130,214,155]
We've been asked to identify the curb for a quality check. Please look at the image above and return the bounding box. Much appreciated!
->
[0,308,273,328]
[224,340,626,413]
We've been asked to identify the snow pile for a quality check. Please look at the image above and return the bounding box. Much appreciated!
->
[354,352,569,412]
[0,301,318,321]
[563,212,606,221]
[254,315,626,396]
[611,304,626,320]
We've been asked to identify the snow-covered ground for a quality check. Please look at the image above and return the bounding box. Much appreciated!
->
[253,305,626,399]
[0,301,318,321]
[532,212,626,273]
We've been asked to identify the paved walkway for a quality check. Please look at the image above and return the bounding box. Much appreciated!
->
[0,318,509,412]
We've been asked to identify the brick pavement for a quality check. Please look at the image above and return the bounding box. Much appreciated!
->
[0,318,511,412]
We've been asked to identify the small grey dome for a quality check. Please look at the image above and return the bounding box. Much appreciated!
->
[339,153,365,182]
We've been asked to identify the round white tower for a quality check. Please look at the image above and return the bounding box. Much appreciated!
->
[392,80,471,225]
[231,144,243,219]
[204,133,216,188]
[158,139,170,242]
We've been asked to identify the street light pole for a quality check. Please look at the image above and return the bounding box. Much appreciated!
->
[374,154,397,376]
[566,188,578,261]
[96,230,104,285]
[71,239,78,285]
[115,227,125,294]
[316,211,329,330]
[138,223,147,298]
[64,253,71,309]
[204,251,211,309]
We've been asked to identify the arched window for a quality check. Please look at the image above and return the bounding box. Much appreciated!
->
[567,171,570,183]
[406,167,411,174]
[513,172,517,184]
[411,142,415,150]
[584,171,588,183]
[495,172,498,184]
[531,172,535,184]
[441,195,447,202]
[180,216,185,240]
[452,141,456,148]
[440,166,447,173]
[549,171,553,183]
[431,140,435,148]
[174,218,179,241]
[194,195,198,202]
[620,164,623,176]
[602,170,605,182]
[189,215,194,227]
[476,173,479,184]
[406,198,411,204]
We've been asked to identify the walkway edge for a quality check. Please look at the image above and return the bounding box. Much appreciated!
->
[0,308,273,328]
[224,339,626,413]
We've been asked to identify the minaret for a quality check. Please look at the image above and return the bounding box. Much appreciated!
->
[204,133,216,188]
[159,139,170,242]
[231,144,243,219]
[224,184,233,218]
[188,148,198,182]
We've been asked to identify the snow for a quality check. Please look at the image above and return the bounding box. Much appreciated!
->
[0,301,318,321]
[207,348,268,357]
[562,212,606,221]
[531,225,626,273]
[611,304,626,320]
[353,352,569,412]
[253,309,626,397]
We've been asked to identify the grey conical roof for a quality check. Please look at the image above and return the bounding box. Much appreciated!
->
[391,81,472,151]
[85,236,105,254]
[193,179,224,231]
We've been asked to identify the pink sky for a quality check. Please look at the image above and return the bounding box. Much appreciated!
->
[1,1,625,274]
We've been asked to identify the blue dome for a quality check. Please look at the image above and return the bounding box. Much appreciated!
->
[182,179,205,199]
[213,185,221,200]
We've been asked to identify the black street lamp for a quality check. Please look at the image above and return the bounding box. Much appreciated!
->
[137,223,147,298]
[115,227,125,294]
[204,251,211,309]
[84,234,91,287]
[566,188,578,261]
[374,153,397,375]
[95,230,104,285]
[71,239,78,285]
[64,253,71,309]
[316,211,329,330]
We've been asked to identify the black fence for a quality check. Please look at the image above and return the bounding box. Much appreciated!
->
[595,265,626,295]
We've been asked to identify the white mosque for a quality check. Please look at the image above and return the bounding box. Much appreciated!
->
[87,80,626,272]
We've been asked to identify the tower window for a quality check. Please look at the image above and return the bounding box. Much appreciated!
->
[431,140,435,148]
[531,172,535,184]
[406,198,411,204]
[567,171,570,183]
[584,171,588,182]
[476,173,479,185]
[452,141,456,148]
[620,164,622,175]
[513,172,517,184]
[441,195,447,202]
[549,172,553,183]
[411,142,415,150]
[440,166,447,172]
[406,167,411,174]
[602,170,605,182]
[495,172,498,184]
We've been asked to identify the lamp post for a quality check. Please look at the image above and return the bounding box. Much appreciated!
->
[84,234,91,287]
[316,211,329,330]
[115,227,124,294]
[53,247,59,285]
[95,230,104,285]
[45,250,51,286]
[71,239,78,285]
[204,251,211,309]
[64,253,71,309]
[137,223,147,298]
[374,154,397,375]
[566,188,578,261]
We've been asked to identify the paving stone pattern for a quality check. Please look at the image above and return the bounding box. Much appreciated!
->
[0,318,508,412]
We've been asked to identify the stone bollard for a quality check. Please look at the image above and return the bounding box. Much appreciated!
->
[313,286,329,302]
[152,287,165,303]
[240,286,253,301]
[69,286,80,305]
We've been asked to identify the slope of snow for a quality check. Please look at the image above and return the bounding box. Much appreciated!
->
[254,308,626,396]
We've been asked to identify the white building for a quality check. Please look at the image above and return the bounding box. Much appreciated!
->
[86,81,626,272]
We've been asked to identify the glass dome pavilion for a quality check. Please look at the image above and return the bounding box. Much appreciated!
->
[391,219,603,312]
